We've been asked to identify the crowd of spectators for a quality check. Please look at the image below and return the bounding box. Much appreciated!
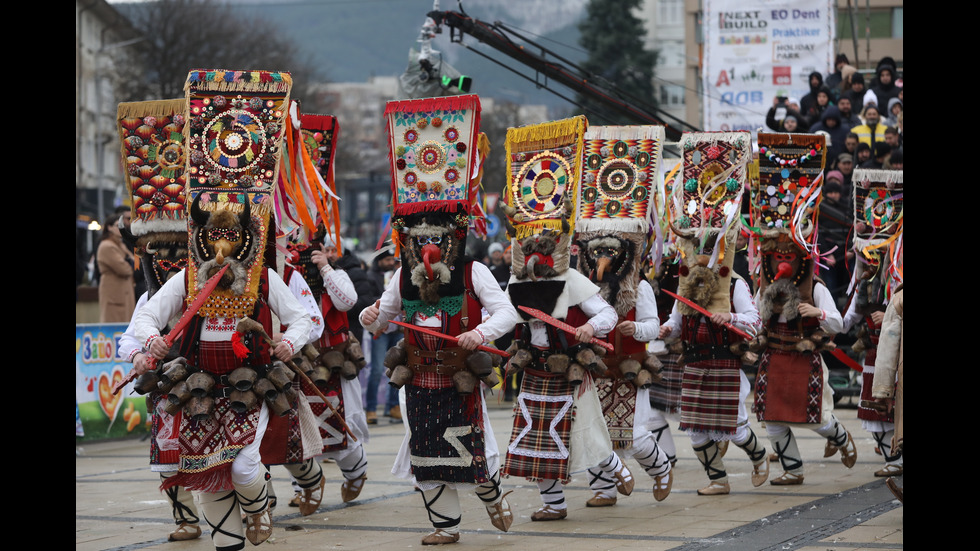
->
[764,55,903,303]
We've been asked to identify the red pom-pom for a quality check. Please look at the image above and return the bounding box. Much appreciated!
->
[231,332,250,360]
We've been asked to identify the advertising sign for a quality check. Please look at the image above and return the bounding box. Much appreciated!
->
[703,1,835,134]
[75,323,149,441]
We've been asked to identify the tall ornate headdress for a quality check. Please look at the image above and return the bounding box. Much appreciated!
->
[849,168,903,305]
[751,132,826,304]
[184,69,292,319]
[668,131,750,313]
[117,99,189,294]
[384,95,489,306]
[575,125,664,316]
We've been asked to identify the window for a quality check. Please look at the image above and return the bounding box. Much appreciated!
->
[658,0,683,26]
[837,8,903,39]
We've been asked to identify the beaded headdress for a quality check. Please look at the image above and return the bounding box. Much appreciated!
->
[751,132,826,302]
[183,69,292,319]
[668,131,750,313]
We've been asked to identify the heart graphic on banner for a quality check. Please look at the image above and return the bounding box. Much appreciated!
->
[97,368,125,422]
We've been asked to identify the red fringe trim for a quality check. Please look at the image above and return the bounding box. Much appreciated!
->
[159,465,234,493]
[383,94,481,117]
[758,132,825,149]
[392,200,469,217]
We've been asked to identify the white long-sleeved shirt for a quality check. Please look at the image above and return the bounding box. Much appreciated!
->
[285,270,325,343]
[662,278,761,339]
[319,264,357,312]
[841,296,863,333]
[360,262,519,344]
[132,268,312,356]
[119,292,149,362]
[629,279,661,343]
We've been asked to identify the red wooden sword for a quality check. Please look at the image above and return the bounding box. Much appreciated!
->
[113,264,231,395]
[389,320,511,358]
[517,305,615,352]
[662,289,754,340]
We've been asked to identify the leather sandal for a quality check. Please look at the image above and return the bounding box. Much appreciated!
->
[653,469,673,502]
[697,480,730,495]
[530,505,568,521]
[341,474,367,503]
[298,477,325,516]
[823,440,838,458]
[770,472,804,486]
[486,491,514,532]
[613,463,635,496]
[586,493,617,507]
[288,492,302,507]
[421,529,460,545]
[245,507,273,545]
[751,455,771,487]
[839,431,858,469]
[875,464,903,477]
[168,522,201,542]
[885,477,904,503]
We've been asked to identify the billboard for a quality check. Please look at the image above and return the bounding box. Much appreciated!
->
[75,323,149,441]
[703,1,835,134]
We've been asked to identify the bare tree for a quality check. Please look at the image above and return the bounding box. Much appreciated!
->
[113,0,320,102]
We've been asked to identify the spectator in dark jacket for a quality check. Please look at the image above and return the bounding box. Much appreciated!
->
[825,54,850,100]
[817,178,852,301]
[799,72,825,118]
[802,85,833,128]
[860,142,892,169]
[836,96,862,130]
[364,246,402,423]
[833,153,856,202]
[867,58,901,109]
[843,72,867,114]
[331,243,380,341]
[809,105,848,165]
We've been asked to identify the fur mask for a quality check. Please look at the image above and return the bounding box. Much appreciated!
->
[511,230,571,281]
[758,234,814,306]
[190,195,259,293]
[852,248,887,315]
[673,229,735,315]
[757,277,801,322]
[139,231,189,296]
[576,232,641,317]
[399,213,467,305]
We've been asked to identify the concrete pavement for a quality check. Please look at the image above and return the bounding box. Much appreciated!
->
[76,395,902,551]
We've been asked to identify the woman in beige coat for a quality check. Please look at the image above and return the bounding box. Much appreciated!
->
[97,212,135,323]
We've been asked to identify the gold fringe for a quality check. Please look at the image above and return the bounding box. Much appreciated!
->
[116,98,185,120]
[473,131,491,196]
[514,219,563,240]
[506,115,587,154]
